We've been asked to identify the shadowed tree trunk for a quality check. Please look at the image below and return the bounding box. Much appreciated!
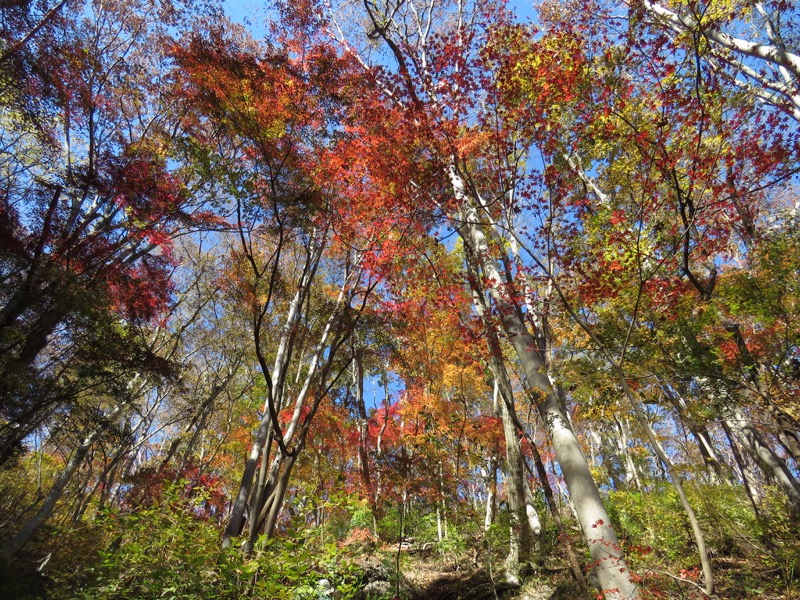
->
[453,164,639,599]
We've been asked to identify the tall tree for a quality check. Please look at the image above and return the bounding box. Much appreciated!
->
[0,0,214,464]
[320,0,641,594]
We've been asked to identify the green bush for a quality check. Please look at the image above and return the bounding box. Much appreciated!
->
[52,483,238,600]
[608,484,694,564]
[607,482,800,597]
[49,482,366,600]
[350,505,375,531]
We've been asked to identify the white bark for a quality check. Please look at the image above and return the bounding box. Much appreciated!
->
[642,0,800,77]
[484,457,498,531]
[471,272,535,582]
[619,379,714,595]
[726,407,800,509]
[450,164,639,600]
[640,0,800,118]
[614,416,642,490]
[524,481,542,536]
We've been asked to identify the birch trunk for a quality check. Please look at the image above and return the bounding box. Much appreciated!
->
[484,454,498,531]
[618,379,714,595]
[725,407,800,512]
[522,425,589,594]
[722,421,764,517]
[614,416,642,490]
[662,385,728,483]
[470,268,534,582]
[451,165,638,599]
[223,238,325,548]
[494,362,534,581]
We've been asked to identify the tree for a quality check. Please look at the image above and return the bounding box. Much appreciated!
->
[320,0,641,593]
[0,0,214,464]
[171,16,430,550]
[635,0,800,120]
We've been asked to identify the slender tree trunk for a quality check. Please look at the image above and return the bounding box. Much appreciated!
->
[263,453,299,538]
[452,165,639,599]
[614,416,643,490]
[437,460,447,541]
[497,389,533,581]
[725,407,800,512]
[592,427,625,491]
[354,354,373,498]
[223,414,272,547]
[662,385,728,483]
[1,406,122,561]
[618,379,714,595]
[522,430,590,596]
[722,422,763,519]
[722,319,800,465]
[681,324,800,511]
[223,270,316,548]
[484,454,498,531]
[248,452,284,548]
[245,430,276,552]
[470,277,534,582]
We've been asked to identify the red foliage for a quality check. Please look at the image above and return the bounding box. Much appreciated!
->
[122,463,227,521]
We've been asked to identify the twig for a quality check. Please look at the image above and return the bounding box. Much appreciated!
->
[645,567,712,596]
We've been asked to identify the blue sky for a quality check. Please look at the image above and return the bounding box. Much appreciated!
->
[221,0,538,37]
[216,0,538,410]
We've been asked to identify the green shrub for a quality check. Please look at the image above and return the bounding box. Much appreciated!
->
[52,483,236,600]
[350,505,375,531]
[608,484,693,564]
[49,482,366,600]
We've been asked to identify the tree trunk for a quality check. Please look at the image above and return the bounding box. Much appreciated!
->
[263,453,299,538]
[451,165,639,600]
[722,421,763,519]
[722,319,800,465]
[222,265,318,548]
[662,385,729,483]
[522,429,590,595]
[484,454,498,531]
[245,431,277,552]
[618,379,714,595]
[470,274,534,582]
[354,354,373,499]
[1,405,122,561]
[614,416,643,490]
[725,407,800,512]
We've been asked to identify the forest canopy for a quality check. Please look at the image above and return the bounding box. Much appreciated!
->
[0,0,799,598]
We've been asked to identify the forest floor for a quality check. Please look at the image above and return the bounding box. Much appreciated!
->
[402,561,564,600]
[361,546,584,600]
[362,544,800,600]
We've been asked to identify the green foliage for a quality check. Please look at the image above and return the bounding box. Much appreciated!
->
[435,531,466,558]
[608,483,800,596]
[608,484,692,564]
[758,490,800,587]
[349,505,375,531]
[415,512,440,541]
[0,452,59,528]
[47,482,366,600]
[52,483,236,600]
[243,536,364,600]
[377,506,405,541]
[480,510,512,568]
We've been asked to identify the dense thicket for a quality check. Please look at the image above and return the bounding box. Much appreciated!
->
[0,0,798,598]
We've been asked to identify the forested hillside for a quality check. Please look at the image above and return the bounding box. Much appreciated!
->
[0,0,798,598]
